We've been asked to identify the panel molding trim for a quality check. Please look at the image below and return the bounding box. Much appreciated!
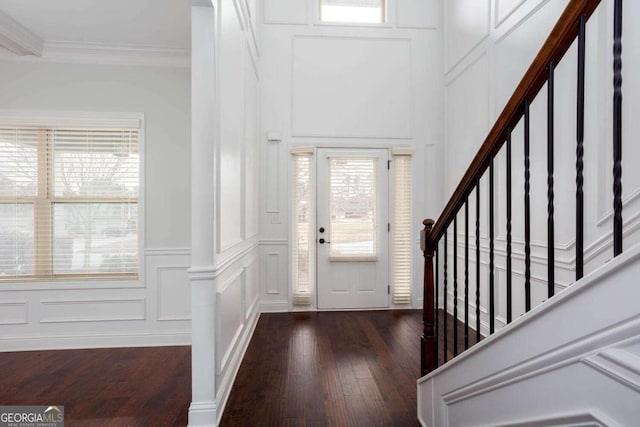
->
[0,301,28,325]
[39,298,146,323]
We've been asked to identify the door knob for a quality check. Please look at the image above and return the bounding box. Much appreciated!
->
[319,238,330,244]
[319,227,325,233]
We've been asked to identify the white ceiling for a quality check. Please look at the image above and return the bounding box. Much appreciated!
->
[0,0,191,49]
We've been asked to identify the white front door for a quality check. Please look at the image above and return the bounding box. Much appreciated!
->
[316,148,389,309]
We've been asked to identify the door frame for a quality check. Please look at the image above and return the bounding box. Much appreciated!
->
[288,144,396,311]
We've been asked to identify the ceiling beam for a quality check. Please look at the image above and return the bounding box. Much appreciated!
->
[0,10,43,56]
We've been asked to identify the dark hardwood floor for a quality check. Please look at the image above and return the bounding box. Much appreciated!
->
[221,310,423,427]
[0,310,476,426]
[0,346,191,426]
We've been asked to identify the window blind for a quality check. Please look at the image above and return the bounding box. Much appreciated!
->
[392,154,412,304]
[0,126,139,280]
[292,152,313,305]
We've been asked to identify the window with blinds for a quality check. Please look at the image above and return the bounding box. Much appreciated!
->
[329,157,377,261]
[292,151,313,305]
[392,153,412,304]
[320,0,385,23]
[0,126,139,281]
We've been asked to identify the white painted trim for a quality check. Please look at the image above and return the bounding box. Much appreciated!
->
[156,266,192,321]
[39,298,146,323]
[0,301,28,325]
[260,301,289,312]
[0,330,191,352]
[0,11,43,56]
[489,410,620,427]
[214,239,260,277]
[583,348,640,394]
[443,0,490,74]
[145,247,191,256]
[0,40,190,68]
[0,109,142,129]
[419,243,640,390]
[188,401,217,427]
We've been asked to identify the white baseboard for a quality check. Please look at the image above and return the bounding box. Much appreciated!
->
[188,401,217,427]
[260,301,289,312]
[0,330,191,352]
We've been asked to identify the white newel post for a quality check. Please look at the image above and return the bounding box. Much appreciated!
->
[189,3,218,426]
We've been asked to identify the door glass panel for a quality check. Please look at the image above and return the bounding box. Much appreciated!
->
[328,157,377,260]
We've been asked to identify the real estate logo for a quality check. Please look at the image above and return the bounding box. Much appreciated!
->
[0,406,64,427]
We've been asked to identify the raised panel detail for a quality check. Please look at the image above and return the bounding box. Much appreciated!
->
[0,301,28,325]
[266,140,281,213]
[266,252,280,295]
[157,266,191,321]
[264,0,308,25]
[444,0,490,71]
[217,271,245,373]
[40,298,146,323]
[245,42,260,238]
[244,257,259,319]
[218,0,245,252]
[445,53,489,195]
[292,36,412,139]
[495,0,527,27]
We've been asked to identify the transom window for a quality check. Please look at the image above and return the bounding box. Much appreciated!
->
[0,123,140,281]
[320,0,386,24]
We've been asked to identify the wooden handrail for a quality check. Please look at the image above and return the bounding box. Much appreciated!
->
[426,0,602,248]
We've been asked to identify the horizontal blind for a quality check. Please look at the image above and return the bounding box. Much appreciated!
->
[292,153,313,305]
[329,157,377,260]
[0,125,139,280]
[392,155,412,304]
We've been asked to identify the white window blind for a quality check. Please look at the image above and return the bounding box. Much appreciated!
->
[0,126,139,280]
[392,154,412,304]
[320,0,385,23]
[329,157,377,261]
[292,152,313,305]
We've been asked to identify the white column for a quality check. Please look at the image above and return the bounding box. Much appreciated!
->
[189,3,218,426]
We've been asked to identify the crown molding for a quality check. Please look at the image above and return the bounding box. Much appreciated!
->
[0,40,191,68]
[0,10,43,56]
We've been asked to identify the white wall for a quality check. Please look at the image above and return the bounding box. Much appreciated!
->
[189,0,261,424]
[213,0,261,419]
[441,0,640,335]
[259,0,444,311]
[0,61,192,350]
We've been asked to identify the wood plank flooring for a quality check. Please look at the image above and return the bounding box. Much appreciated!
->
[221,310,423,427]
[0,309,476,426]
[0,346,191,426]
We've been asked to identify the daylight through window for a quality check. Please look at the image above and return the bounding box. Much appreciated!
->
[320,0,385,24]
[0,125,140,280]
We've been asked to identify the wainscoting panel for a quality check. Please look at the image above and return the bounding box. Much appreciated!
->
[157,266,191,321]
[0,248,191,351]
[39,298,146,323]
[0,301,28,325]
[419,245,640,426]
[259,241,288,312]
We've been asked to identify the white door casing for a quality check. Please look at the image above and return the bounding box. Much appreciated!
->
[316,148,389,309]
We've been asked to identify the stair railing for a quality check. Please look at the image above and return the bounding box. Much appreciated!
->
[421,0,624,376]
